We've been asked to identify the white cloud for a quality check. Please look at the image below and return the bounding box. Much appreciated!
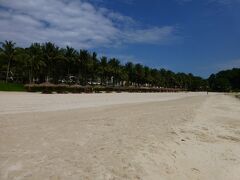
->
[123,26,178,44]
[0,0,178,49]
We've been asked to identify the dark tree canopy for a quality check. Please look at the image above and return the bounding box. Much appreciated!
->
[208,68,240,92]
[3,40,236,92]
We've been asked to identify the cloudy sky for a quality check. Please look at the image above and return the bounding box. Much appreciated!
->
[0,0,240,77]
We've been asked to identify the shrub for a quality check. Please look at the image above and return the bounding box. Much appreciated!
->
[0,82,25,91]
[24,84,181,93]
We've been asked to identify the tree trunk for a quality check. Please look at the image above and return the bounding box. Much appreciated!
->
[5,59,11,83]
[29,69,31,84]
[30,56,34,84]
[29,62,33,84]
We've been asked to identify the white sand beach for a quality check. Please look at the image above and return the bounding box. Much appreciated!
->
[0,92,240,179]
[0,92,204,115]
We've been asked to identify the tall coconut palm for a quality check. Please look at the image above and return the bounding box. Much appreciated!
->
[99,56,108,85]
[0,40,210,91]
[144,66,152,86]
[0,41,16,83]
[27,43,45,83]
[42,42,60,82]
[65,46,77,77]
[14,48,31,83]
[135,63,144,86]
[108,58,121,86]
[91,52,99,83]
[78,50,90,85]
[125,62,135,86]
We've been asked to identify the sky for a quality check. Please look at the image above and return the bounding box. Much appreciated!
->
[0,0,240,77]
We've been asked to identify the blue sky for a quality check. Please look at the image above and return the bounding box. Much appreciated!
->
[0,0,240,77]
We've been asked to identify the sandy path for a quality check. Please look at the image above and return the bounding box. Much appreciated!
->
[0,93,240,180]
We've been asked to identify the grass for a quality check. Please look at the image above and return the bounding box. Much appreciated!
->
[0,82,25,92]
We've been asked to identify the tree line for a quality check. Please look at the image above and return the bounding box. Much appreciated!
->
[208,68,240,92]
[1,40,233,92]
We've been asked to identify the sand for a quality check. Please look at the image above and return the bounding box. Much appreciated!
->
[0,92,240,180]
[0,92,204,115]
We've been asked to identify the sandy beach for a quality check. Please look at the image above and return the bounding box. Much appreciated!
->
[0,92,240,180]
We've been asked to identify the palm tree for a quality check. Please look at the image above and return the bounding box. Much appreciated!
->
[78,50,90,85]
[99,56,108,85]
[144,66,152,87]
[108,58,121,86]
[42,42,60,82]
[27,43,45,83]
[0,40,210,91]
[119,66,128,86]
[0,41,16,83]
[91,52,99,83]
[135,63,144,86]
[63,46,77,81]
[125,62,135,86]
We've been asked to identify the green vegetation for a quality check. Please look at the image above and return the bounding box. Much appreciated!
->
[0,40,208,91]
[0,82,25,91]
[1,40,239,92]
[208,68,240,92]
[24,84,180,94]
